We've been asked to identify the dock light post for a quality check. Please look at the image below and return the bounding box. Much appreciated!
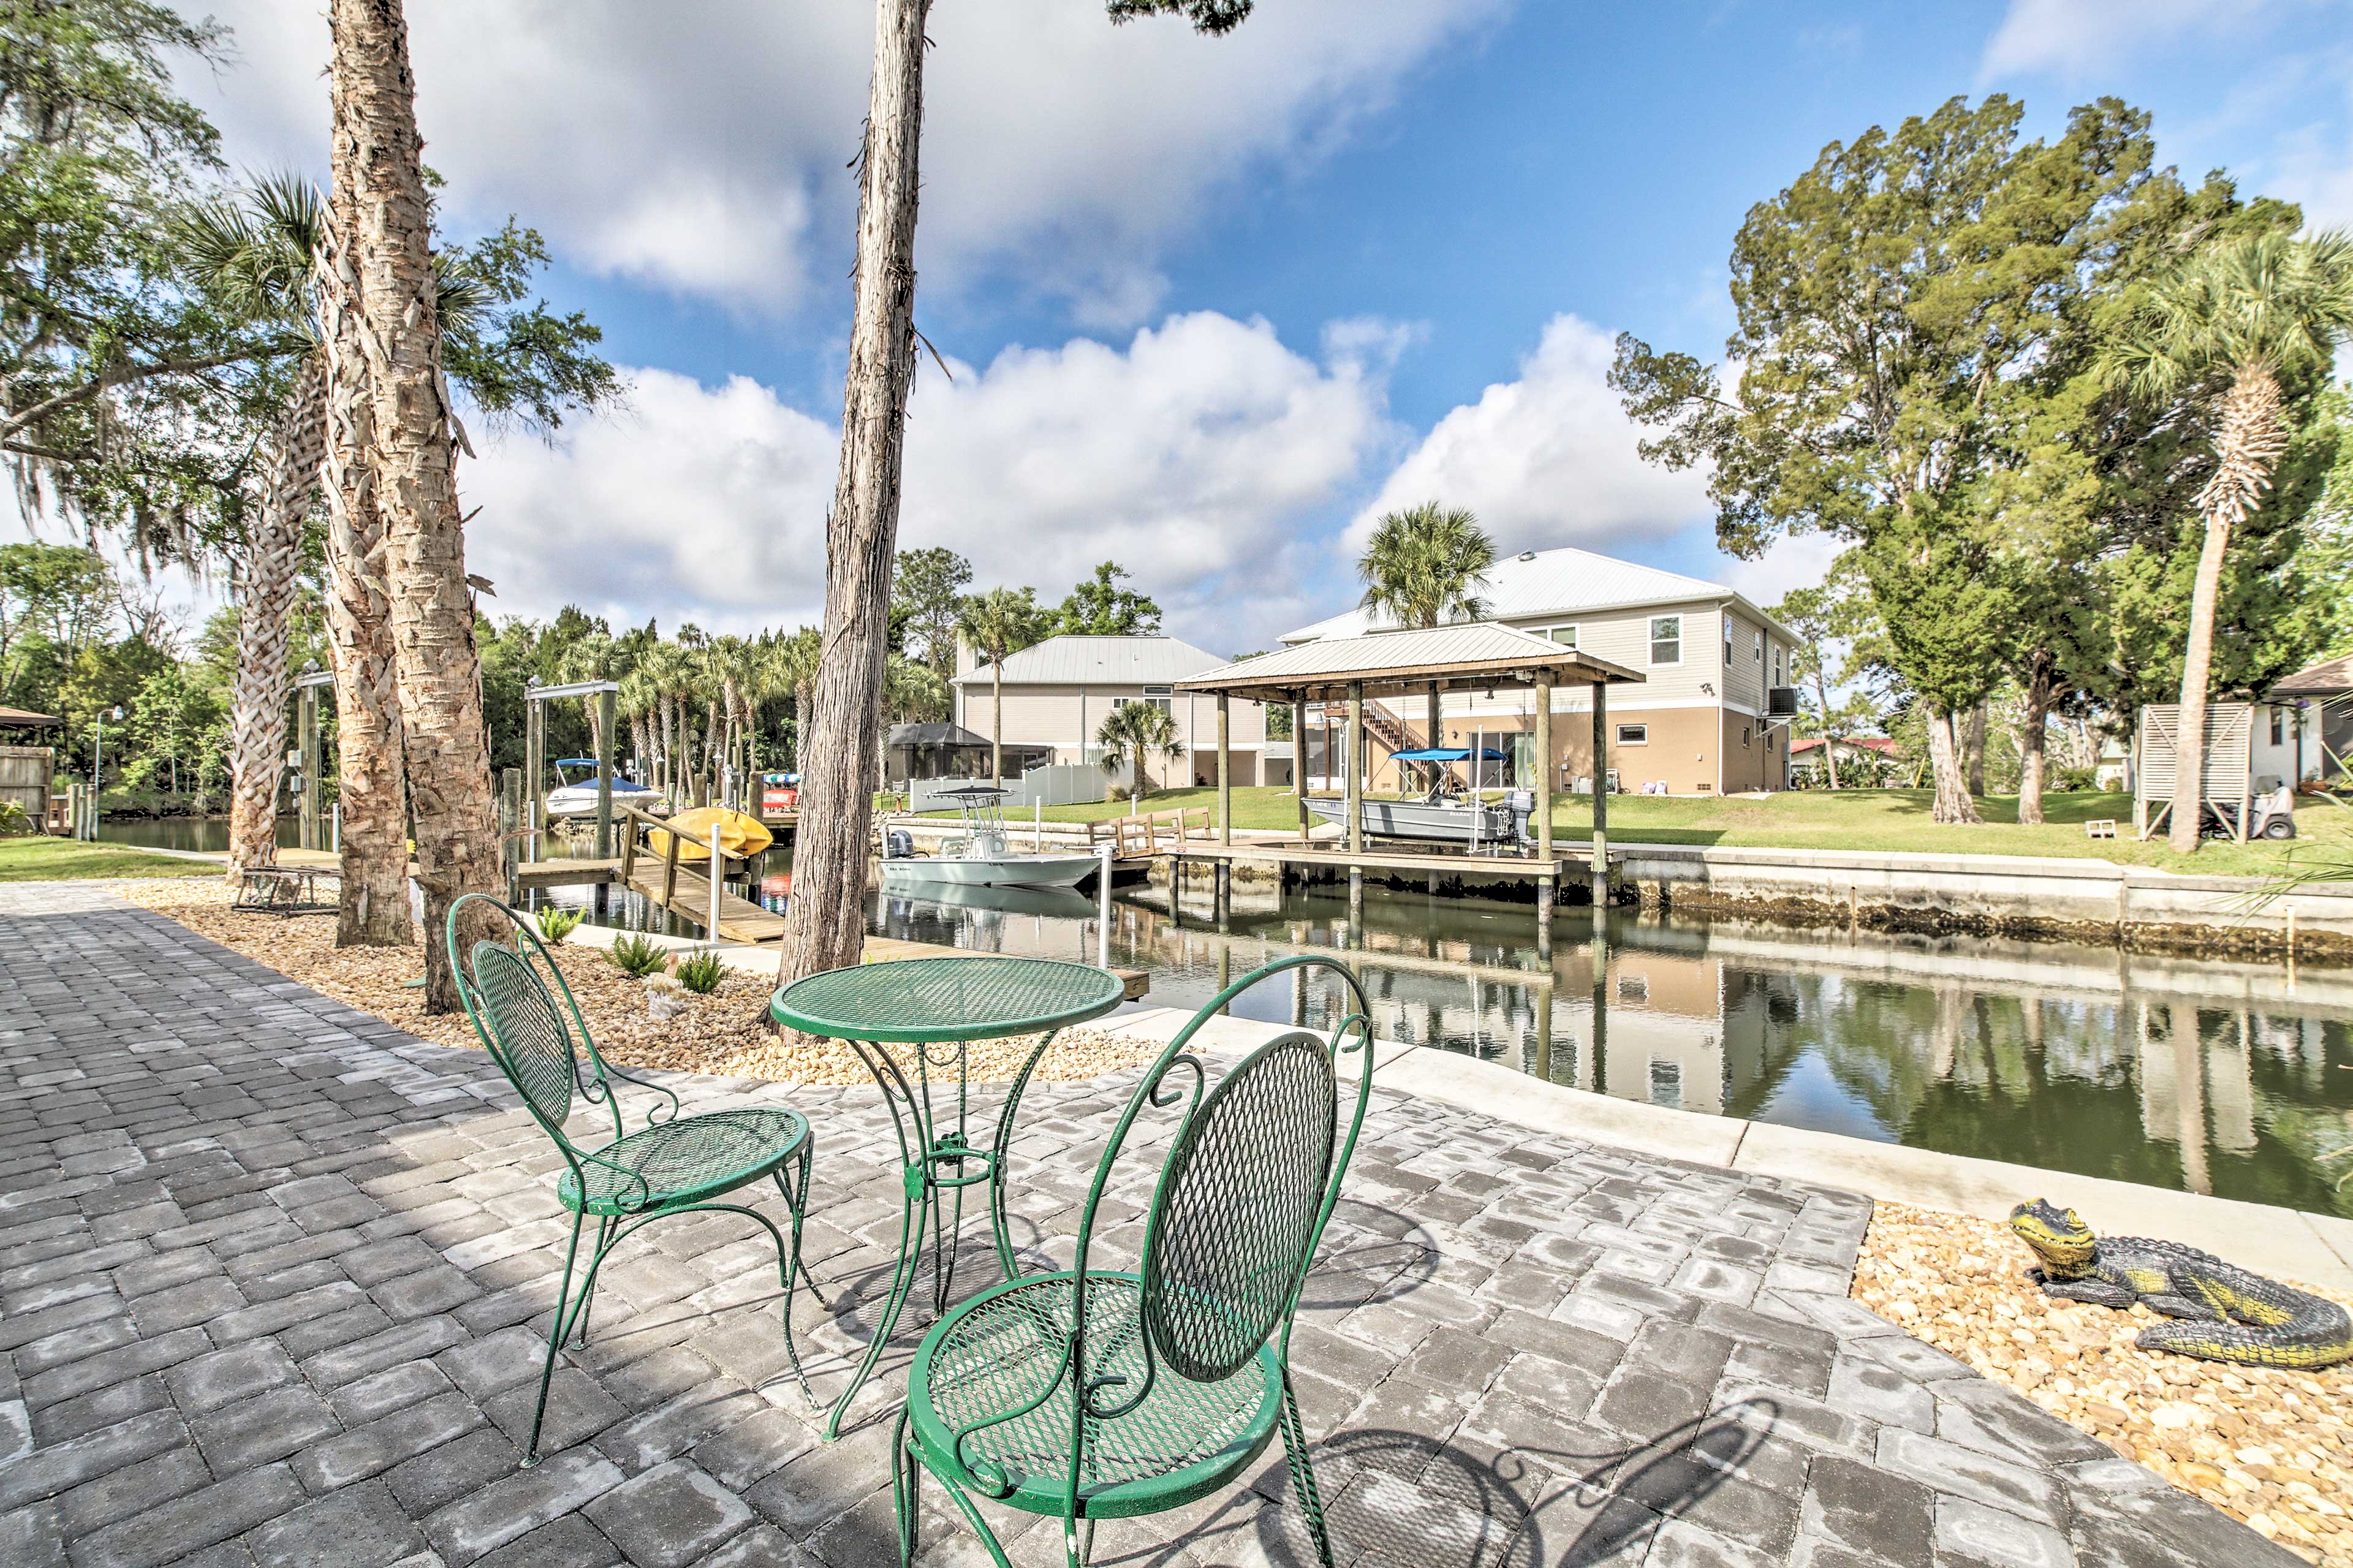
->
[90,705,120,837]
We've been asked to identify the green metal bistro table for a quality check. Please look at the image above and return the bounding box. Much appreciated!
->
[770,954,1126,1438]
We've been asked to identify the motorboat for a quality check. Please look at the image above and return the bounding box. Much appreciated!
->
[545,758,664,819]
[880,787,1102,890]
[1305,793,1520,846]
[1305,746,1528,848]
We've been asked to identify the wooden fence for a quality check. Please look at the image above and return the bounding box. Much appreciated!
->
[0,746,53,829]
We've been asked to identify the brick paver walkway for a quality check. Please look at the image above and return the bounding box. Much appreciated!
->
[0,884,2301,1567]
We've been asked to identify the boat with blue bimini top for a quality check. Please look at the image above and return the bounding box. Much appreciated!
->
[544,759,665,819]
[1305,748,1531,847]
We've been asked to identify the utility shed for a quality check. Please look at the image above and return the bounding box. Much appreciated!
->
[2135,703,2270,841]
[1176,622,1643,921]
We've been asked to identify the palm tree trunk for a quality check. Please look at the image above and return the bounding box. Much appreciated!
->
[990,661,1003,782]
[777,0,930,986]
[2172,362,2287,853]
[1927,708,1980,824]
[225,356,326,877]
[316,178,412,947]
[331,0,501,1009]
[1813,665,1840,790]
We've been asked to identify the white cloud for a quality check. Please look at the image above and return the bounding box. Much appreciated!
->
[175,0,1509,318]
[1978,0,2287,79]
[457,312,1393,648]
[1346,313,1710,555]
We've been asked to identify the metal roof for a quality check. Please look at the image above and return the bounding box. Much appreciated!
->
[952,635,1227,687]
[2272,653,2353,696]
[1177,621,1642,700]
[0,706,59,727]
[885,721,991,748]
[1280,545,1796,644]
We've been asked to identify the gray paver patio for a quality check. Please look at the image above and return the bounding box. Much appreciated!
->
[0,882,2302,1567]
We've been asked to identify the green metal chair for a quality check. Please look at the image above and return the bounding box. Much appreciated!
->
[445,894,817,1466]
[892,955,1376,1568]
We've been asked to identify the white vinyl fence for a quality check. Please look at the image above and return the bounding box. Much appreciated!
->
[910,761,1123,813]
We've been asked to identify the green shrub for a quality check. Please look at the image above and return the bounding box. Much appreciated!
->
[607,934,667,978]
[2052,765,2098,792]
[0,801,31,838]
[535,906,584,943]
[673,949,726,995]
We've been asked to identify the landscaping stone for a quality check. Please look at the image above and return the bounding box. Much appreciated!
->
[0,882,2304,1567]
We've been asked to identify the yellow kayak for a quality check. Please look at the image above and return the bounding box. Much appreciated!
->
[645,806,773,862]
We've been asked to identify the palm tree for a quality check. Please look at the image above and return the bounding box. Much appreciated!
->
[2099,231,2353,852]
[766,627,821,770]
[1095,700,1186,804]
[956,586,1051,782]
[328,0,501,1009]
[1357,500,1496,774]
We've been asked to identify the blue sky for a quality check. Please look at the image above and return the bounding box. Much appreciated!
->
[20,1,2353,652]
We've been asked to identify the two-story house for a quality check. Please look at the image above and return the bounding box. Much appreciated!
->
[1281,547,1798,795]
[951,635,1271,787]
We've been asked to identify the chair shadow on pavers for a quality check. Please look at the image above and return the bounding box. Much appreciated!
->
[444,893,819,1466]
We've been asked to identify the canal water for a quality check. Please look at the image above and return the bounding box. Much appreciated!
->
[104,818,2353,1217]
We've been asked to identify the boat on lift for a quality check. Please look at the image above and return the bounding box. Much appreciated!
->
[1303,747,1525,846]
[879,786,1102,890]
[544,758,664,819]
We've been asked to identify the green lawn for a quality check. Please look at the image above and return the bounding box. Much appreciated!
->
[0,836,218,882]
[954,787,2352,877]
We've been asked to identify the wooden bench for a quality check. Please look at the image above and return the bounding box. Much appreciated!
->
[231,866,341,915]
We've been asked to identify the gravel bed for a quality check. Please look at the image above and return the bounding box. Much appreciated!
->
[115,877,1153,1086]
[1855,1199,2352,1564]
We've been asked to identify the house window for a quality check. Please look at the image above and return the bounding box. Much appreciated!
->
[1753,629,1763,664]
[1742,725,1752,748]
[1544,624,1578,648]
[1649,1060,1683,1109]
[2270,706,2285,746]
[1617,974,1649,1004]
[1773,645,1784,685]
[1616,724,1648,745]
[1650,615,1683,666]
[1723,613,1735,665]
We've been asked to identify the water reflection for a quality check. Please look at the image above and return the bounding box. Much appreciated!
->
[494,847,2353,1218]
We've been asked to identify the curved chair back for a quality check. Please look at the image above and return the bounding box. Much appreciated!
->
[1139,1031,1338,1382]
[447,893,632,1161]
[1066,956,1376,1420]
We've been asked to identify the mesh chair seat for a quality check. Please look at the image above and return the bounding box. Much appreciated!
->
[906,1271,1282,1521]
[556,1107,811,1216]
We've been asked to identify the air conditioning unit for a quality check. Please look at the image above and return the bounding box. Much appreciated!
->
[1767,687,1800,718]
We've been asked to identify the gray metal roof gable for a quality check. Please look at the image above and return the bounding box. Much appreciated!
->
[950,634,1228,687]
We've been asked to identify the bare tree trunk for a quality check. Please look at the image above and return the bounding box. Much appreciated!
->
[1963,702,1988,797]
[2172,363,2289,852]
[1927,708,1982,824]
[2016,659,2054,825]
[225,357,326,876]
[316,181,412,947]
[778,0,930,985]
[331,0,501,1009]
[1813,664,1840,790]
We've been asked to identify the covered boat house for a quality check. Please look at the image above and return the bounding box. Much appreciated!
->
[1175,622,1645,926]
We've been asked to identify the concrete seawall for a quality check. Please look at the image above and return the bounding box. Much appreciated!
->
[1612,841,2353,955]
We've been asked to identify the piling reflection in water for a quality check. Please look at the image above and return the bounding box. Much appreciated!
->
[528,855,2352,1218]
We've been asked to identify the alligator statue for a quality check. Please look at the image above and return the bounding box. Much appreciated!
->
[2008,1199,2352,1371]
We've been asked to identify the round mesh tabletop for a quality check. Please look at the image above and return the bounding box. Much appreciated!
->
[770,956,1124,1043]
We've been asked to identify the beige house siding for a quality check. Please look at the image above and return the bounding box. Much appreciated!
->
[952,682,1267,781]
[1500,597,1725,708]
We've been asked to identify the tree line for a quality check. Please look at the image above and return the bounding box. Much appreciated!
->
[1612,96,2352,847]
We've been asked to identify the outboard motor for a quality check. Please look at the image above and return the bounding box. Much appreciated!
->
[885,828,914,860]
[1505,788,1536,847]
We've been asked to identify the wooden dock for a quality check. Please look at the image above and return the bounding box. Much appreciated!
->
[1169,843,1584,878]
